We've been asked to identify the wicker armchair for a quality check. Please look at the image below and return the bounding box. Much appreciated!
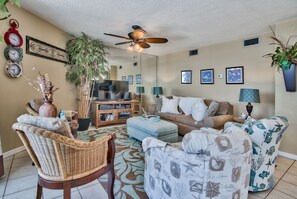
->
[26,102,39,116]
[12,122,115,199]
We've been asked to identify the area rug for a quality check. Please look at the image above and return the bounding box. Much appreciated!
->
[78,125,148,199]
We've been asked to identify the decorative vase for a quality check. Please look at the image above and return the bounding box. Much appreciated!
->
[282,64,296,92]
[77,117,91,131]
[39,102,57,117]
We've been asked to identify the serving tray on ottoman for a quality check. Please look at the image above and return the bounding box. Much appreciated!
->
[127,116,178,142]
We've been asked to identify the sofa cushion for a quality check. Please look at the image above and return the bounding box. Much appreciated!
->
[17,114,73,138]
[178,97,202,115]
[215,101,231,115]
[204,101,219,117]
[175,115,197,127]
[29,98,43,113]
[156,112,178,122]
[161,96,179,114]
[191,100,208,121]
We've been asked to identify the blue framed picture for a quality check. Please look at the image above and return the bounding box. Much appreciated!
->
[136,74,141,84]
[181,70,192,84]
[200,69,214,84]
[128,75,133,85]
[226,66,244,84]
[121,76,126,81]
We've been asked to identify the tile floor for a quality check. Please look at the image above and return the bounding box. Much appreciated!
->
[0,150,296,199]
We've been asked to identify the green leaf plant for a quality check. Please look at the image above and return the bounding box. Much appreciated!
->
[65,32,110,118]
[264,26,297,71]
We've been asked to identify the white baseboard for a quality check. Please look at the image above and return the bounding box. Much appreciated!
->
[3,146,25,158]
[278,150,297,160]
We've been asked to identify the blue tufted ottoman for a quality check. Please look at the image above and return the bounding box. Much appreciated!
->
[127,116,178,142]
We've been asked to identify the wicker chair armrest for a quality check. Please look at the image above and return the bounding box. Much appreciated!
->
[25,103,39,116]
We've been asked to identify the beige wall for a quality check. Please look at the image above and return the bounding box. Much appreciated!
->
[157,33,275,119]
[0,5,76,152]
[275,18,297,155]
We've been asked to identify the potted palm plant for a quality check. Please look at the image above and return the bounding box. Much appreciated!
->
[264,28,297,92]
[65,32,110,130]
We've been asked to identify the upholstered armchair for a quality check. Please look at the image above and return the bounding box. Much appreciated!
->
[225,116,289,192]
[12,114,115,199]
[142,126,252,199]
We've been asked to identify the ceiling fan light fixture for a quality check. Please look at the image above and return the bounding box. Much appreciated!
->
[133,29,146,39]
[128,44,133,51]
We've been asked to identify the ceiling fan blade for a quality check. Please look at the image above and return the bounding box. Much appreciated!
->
[115,41,132,45]
[144,38,168,43]
[138,42,150,48]
[104,33,130,40]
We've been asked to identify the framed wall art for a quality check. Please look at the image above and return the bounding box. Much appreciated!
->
[121,76,126,81]
[26,36,68,63]
[136,74,142,84]
[128,75,133,85]
[200,69,214,84]
[226,66,244,84]
[181,70,192,84]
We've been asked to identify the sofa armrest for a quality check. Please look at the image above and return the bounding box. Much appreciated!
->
[203,114,234,129]
[142,137,167,152]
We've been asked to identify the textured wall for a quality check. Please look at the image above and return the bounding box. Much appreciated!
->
[275,18,297,155]
[0,5,76,152]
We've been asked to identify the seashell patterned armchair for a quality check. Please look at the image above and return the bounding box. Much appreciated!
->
[142,125,252,199]
[12,114,115,199]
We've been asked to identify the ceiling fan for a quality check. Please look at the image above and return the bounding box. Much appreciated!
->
[104,25,168,51]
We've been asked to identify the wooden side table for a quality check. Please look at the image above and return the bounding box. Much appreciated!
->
[234,116,245,124]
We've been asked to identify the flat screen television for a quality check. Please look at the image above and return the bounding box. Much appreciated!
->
[91,80,130,101]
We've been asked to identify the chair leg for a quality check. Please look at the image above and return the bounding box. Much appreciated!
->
[36,183,42,199]
[107,168,115,199]
[63,182,71,199]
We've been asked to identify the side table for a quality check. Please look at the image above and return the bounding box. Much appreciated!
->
[234,116,245,124]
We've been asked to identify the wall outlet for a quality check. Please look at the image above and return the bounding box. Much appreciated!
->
[217,74,223,78]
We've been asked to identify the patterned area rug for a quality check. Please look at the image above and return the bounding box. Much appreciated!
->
[78,125,148,199]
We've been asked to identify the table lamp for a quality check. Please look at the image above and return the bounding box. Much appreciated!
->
[239,88,260,116]
[153,87,163,98]
[136,86,145,102]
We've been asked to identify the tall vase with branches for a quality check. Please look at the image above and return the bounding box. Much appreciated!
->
[65,33,110,121]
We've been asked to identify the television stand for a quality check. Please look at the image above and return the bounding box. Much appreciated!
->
[91,100,134,128]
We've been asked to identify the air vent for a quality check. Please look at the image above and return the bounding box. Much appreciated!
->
[243,37,260,47]
[189,49,198,56]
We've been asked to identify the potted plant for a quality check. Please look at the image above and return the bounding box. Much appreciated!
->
[264,28,297,92]
[65,32,110,130]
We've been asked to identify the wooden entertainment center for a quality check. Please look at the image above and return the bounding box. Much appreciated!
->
[91,100,135,128]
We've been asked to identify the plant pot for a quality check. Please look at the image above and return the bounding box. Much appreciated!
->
[283,64,296,92]
[77,117,91,131]
[39,102,57,117]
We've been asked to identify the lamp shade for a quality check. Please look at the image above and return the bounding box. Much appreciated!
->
[136,86,145,94]
[153,87,163,95]
[239,88,260,103]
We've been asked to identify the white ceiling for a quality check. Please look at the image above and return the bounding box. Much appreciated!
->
[22,0,297,56]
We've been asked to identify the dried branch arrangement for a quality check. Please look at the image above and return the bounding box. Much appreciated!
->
[27,67,59,102]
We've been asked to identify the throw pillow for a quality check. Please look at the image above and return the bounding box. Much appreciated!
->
[17,114,73,138]
[29,98,44,113]
[155,98,162,112]
[160,96,180,114]
[191,100,208,121]
[204,101,220,118]
[178,97,202,115]
[215,101,231,115]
